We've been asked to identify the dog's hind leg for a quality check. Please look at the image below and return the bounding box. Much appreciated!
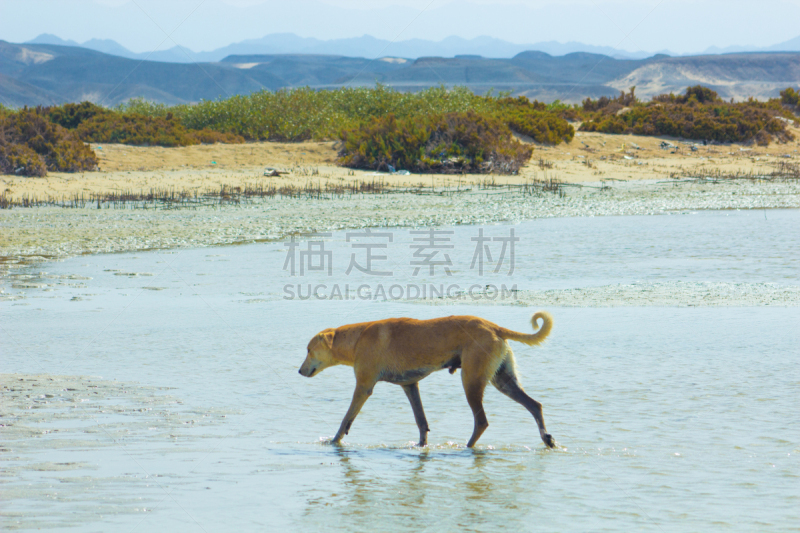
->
[461,347,496,448]
[331,382,374,445]
[491,349,555,448]
[462,376,490,448]
[403,383,430,446]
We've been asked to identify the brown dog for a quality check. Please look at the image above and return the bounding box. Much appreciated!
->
[299,312,555,448]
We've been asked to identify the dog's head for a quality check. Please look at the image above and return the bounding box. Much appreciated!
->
[298,329,335,377]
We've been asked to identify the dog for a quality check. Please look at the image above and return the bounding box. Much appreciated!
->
[298,312,555,448]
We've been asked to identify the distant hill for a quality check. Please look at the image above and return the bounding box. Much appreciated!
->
[608,53,800,102]
[1,39,798,107]
[25,32,659,63]
[0,41,283,107]
[25,31,800,65]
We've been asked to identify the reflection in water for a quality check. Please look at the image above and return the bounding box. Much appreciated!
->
[303,446,550,533]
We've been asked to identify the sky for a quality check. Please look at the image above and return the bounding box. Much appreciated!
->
[1,0,799,55]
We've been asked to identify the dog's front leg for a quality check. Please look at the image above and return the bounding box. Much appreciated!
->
[402,382,430,446]
[331,383,374,445]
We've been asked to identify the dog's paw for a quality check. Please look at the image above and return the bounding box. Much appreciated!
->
[543,434,556,448]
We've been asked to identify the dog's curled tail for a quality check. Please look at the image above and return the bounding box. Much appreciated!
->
[497,311,553,346]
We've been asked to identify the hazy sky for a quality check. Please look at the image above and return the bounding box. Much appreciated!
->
[2,0,799,54]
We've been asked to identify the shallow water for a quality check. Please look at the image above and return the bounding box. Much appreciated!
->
[2,210,799,531]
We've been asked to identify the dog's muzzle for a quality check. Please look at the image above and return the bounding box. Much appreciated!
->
[299,366,317,377]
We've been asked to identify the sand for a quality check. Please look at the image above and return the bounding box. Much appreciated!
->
[1,129,799,203]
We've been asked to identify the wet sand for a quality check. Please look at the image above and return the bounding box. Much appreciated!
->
[1,179,799,262]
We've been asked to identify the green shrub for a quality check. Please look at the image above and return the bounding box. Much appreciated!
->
[582,87,638,114]
[0,143,47,177]
[157,85,572,146]
[338,111,533,174]
[0,109,97,176]
[74,112,242,146]
[545,99,581,121]
[171,85,498,142]
[46,101,107,129]
[580,86,795,144]
[497,97,575,144]
[781,87,800,111]
[8,86,575,162]
[116,97,171,118]
[43,102,244,146]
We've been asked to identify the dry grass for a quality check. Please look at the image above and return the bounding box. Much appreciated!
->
[671,160,800,182]
[0,175,570,209]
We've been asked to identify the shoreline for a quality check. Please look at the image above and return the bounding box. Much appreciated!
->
[3,184,799,306]
[3,136,800,307]
[0,180,800,261]
[2,179,800,261]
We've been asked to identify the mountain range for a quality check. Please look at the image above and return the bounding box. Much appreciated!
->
[25,32,800,63]
[26,33,660,62]
[1,38,799,108]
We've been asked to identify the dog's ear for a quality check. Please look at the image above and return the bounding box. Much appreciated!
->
[321,330,334,349]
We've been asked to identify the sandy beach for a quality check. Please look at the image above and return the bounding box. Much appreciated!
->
[1,128,799,204]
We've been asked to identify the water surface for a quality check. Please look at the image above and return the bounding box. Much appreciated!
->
[2,210,798,531]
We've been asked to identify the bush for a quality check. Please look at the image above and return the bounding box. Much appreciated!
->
[42,88,572,148]
[680,85,721,104]
[338,111,533,174]
[46,101,107,129]
[545,99,581,121]
[4,87,574,176]
[497,97,575,144]
[0,143,47,177]
[0,109,97,176]
[171,85,498,142]
[156,85,573,146]
[582,87,638,114]
[781,87,800,111]
[74,112,243,146]
[43,102,244,146]
[116,97,171,118]
[580,86,795,144]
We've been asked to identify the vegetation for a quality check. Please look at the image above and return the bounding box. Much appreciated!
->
[1,102,242,176]
[47,102,243,146]
[155,85,574,145]
[338,111,533,174]
[780,87,800,111]
[0,109,97,176]
[496,97,575,144]
[2,86,576,176]
[580,86,797,145]
[137,86,492,141]
[581,87,638,114]
[4,83,800,178]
